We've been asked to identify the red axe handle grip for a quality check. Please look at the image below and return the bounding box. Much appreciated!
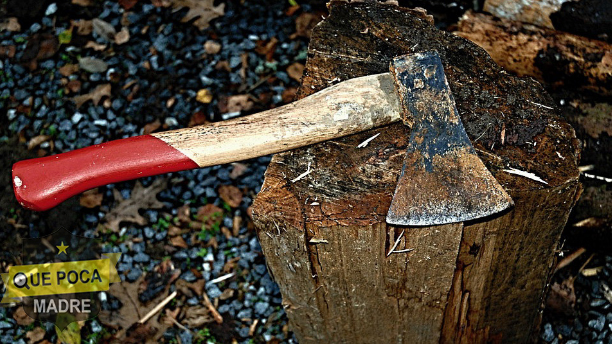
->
[12,135,198,211]
[12,73,401,211]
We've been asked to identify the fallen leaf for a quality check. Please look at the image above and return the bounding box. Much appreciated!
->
[92,18,116,42]
[187,279,206,295]
[188,111,208,127]
[170,235,187,248]
[26,327,45,343]
[84,41,107,51]
[72,0,93,6]
[119,0,139,10]
[281,87,298,103]
[66,79,82,94]
[196,89,213,103]
[219,288,234,301]
[230,163,248,179]
[71,19,93,35]
[219,185,242,208]
[222,257,240,274]
[225,95,253,113]
[13,306,34,326]
[115,27,130,45]
[79,57,108,73]
[21,33,59,70]
[72,83,111,108]
[101,179,166,232]
[56,322,81,344]
[204,40,221,54]
[0,17,21,32]
[28,135,51,150]
[151,0,172,6]
[143,119,161,135]
[59,64,79,76]
[254,37,278,61]
[80,188,103,208]
[286,62,304,82]
[545,278,576,317]
[183,306,214,328]
[196,204,224,224]
[0,45,16,58]
[171,0,225,30]
[99,275,170,341]
[294,12,322,38]
[177,204,191,224]
[124,323,156,344]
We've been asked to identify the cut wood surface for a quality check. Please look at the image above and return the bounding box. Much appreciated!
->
[456,11,612,97]
[252,2,581,343]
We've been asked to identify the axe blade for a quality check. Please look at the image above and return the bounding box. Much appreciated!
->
[386,52,513,226]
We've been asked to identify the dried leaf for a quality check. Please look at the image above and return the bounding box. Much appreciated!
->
[66,79,82,94]
[177,204,191,223]
[187,279,205,295]
[204,40,221,54]
[254,37,278,61]
[171,0,225,30]
[21,34,59,70]
[151,0,172,7]
[0,45,16,58]
[26,327,45,343]
[72,0,93,6]
[286,62,304,82]
[92,18,116,42]
[80,188,103,208]
[13,306,34,326]
[28,135,51,150]
[119,0,139,10]
[71,19,93,35]
[170,235,188,248]
[101,179,167,232]
[84,41,107,51]
[115,27,130,45]
[219,288,234,301]
[0,17,21,32]
[230,163,248,179]
[196,89,213,103]
[79,57,108,73]
[196,204,224,224]
[188,111,208,127]
[545,278,576,317]
[294,12,322,38]
[59,64,79,76]
[225,95,253,113]
[72,83,111,108]
[143,119,161,135]
[99,275,170,337]
[219,185,242,208]
[183,306,214,328]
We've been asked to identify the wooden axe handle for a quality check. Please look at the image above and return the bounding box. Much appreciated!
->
[13,73,400,211]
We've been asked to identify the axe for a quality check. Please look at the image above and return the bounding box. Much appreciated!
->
[12,51,513,225]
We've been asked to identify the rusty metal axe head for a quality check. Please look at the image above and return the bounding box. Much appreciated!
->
[386,51,513,226]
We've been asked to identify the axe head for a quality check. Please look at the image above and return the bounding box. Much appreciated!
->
[386,52,513,226]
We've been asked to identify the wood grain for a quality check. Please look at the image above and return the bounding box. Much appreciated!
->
[153,73,400,167]
[252,2,581,343]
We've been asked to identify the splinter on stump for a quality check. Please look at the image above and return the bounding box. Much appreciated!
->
[252,2,581,343]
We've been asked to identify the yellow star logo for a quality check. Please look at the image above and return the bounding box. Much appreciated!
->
[56,241,69,256]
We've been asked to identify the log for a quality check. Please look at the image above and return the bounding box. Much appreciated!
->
[455,11,612,97]
[252,2,581,343]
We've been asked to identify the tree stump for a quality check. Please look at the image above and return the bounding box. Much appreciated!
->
[252,2,581,343]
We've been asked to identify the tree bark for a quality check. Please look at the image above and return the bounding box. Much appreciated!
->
[455,11,612,97]
[252,2,581,343]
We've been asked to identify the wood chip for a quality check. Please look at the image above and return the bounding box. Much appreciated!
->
[27,135,51,150]
[59,63,80,76]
